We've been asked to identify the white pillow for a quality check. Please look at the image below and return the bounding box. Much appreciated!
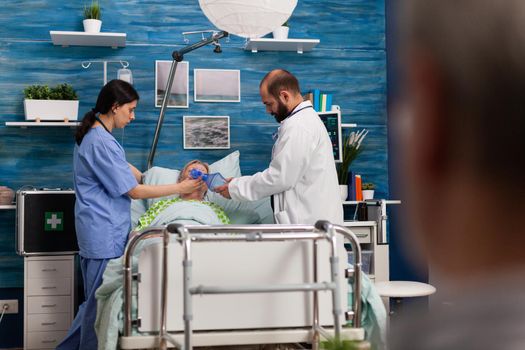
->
[143,167,181,208]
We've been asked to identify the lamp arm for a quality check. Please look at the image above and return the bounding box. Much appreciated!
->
[175,31,228,59]
[147,31,229,169]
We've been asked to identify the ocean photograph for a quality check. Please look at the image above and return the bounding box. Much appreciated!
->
[156,60,189,108]
[183,116,230,149]
[194,69,240,102]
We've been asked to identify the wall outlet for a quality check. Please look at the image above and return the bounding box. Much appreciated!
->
[0,299,18,314]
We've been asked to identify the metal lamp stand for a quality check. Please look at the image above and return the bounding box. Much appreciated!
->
[147,30,228,169]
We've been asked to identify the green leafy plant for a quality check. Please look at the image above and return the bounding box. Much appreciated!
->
[337,129,369,185]
[362,182,375,190]
[23,84,78,100]
[84,1,101,20]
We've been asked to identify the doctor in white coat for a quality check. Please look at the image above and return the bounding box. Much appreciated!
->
[215,69,343,225]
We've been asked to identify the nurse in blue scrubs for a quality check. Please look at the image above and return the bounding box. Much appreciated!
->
[57,80,203,350]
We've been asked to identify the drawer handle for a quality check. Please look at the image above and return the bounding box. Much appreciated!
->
[42,340,57,344]
[42,268,57,272]
[356,233,369,237]
[41,304,57,308]
[42,286,57,290]
[41,322,56,326]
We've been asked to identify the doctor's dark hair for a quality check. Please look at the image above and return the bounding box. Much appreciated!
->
[75,79,139,145]
[260,69,301,99]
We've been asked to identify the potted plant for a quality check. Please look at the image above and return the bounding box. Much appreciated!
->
[337,129,368,201]
[23,83,79,122]
[83,1,102,33]
[272,20,290,40]
[362,182,375,200]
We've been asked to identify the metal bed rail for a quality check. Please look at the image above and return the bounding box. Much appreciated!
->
[122,221,362,350]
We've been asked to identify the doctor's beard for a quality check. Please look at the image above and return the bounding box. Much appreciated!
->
[272,100,291,123]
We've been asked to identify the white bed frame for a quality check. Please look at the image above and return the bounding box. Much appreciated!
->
[120,221,364,349]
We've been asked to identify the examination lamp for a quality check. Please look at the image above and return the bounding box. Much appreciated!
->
[147,0,298,169]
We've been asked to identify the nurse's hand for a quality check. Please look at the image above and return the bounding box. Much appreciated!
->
[214,178,233,199]
[177,178,204,194]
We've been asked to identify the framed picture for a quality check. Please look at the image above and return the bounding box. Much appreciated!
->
[155,60,189,108]
[194,69,240,102]
[183,116,230,149]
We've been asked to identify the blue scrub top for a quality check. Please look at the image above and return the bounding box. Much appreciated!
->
[73,126,138,259]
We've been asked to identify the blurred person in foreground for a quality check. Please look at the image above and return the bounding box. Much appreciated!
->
[391,0,525,349]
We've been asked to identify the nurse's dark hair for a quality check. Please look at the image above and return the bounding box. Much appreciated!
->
[75,79,139,145]
[260,69,301,99]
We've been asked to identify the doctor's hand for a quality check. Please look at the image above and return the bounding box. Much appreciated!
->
[176,178,204,194]
[214,178,233,199]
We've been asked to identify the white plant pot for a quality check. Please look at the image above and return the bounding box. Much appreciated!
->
[83,19,102,33]
[24,99,79,121]
[362,190,375,200]
[272,26,289,40]
[339,185,348,201]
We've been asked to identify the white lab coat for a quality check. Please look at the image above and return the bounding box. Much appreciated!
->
[229,101,343,225]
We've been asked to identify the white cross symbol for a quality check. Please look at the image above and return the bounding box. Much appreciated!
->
[47,214,62,229]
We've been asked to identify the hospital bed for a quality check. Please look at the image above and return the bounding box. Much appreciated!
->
[115,220,364,350]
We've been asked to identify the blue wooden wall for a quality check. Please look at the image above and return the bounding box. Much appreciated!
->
[0,0,385,345]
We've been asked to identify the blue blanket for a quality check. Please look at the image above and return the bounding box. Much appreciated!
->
[348,271,387,350]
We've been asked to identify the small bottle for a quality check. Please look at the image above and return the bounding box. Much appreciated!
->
[189,169,227,190]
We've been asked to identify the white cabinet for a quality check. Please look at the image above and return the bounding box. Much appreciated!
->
[343,220,389,283]
[342,200,400,284]
[24,255,75,349]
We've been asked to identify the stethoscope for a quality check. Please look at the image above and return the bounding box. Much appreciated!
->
[272,105,313,141]
[95,115,111,134]
[95,115,126,144]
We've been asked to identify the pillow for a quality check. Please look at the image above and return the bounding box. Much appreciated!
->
[142,167,181,208]
[208,150,242,178]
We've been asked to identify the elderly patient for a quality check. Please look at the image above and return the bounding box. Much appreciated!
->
[134,159,230,231]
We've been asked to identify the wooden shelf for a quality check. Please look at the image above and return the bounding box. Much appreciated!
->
[5,121,80,127]
[50,31,126,48]
[244,38,319,54]
[0,205,15,210]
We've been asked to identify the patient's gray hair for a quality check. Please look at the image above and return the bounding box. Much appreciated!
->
[401,0,525,187]
[178,160,209,182]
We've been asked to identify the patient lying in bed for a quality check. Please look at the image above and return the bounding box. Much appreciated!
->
[134,159,230,232]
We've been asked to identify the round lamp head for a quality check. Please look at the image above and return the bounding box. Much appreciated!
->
[199,0,298,39]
